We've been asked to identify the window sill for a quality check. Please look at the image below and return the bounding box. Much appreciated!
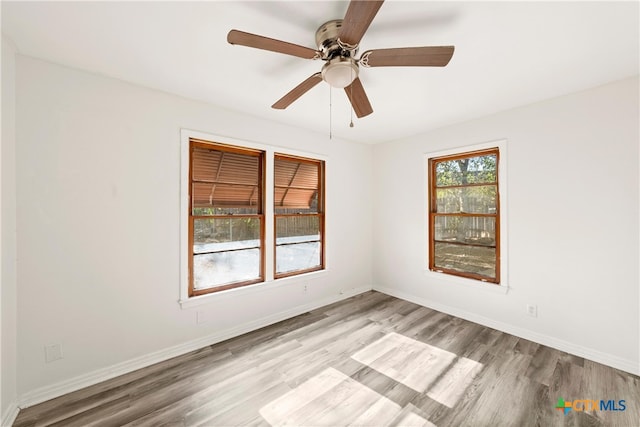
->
[423,269,509,294]
[179,269,328,309]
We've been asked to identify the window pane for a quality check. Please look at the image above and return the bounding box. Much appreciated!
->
[434,216,496,246]
[191,146,261,213]
[275,216,319,240]
[194,217,260,248]
[192,147,259,184]
[192,182,259,214]
[276,242,321,274]
[435,154,497,186]
[274,159,318,188]
[275,216,321,274]
[193,217,261,289]
[274,189,318,214]
[436,186,497,214]
[434,242,496,279]
[274,157,320,214]
[193,250,260,290]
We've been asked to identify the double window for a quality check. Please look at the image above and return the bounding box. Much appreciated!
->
[428,148,500,283]
[187,138,324,297]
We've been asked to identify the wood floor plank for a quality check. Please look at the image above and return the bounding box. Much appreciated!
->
[341,363,418,409]
[514,337,541,356]
[13,347,221,427]
[441,352,533,426]
[525,344,562,386]
[387,403,436,427]
[578,360,639,426]
[12,291,640,427]
[384,306,439,338]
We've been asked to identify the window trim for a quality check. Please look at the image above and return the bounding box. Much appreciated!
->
[424,140,509,292]
[274,153,326,279]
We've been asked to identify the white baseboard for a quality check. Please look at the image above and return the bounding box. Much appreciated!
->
[19,285,371,409]
[374,285,639,376]
[1,402,19,427]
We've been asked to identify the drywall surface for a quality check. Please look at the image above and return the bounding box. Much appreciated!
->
[373,77,640,374]
[15,56,374,400]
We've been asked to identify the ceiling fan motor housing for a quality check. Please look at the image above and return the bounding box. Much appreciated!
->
[316,19,359,88]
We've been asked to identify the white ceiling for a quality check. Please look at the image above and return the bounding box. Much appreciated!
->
[2,1,638,144]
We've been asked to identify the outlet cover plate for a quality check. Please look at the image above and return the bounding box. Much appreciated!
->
[526,304,537,317]
[45,343,63,363]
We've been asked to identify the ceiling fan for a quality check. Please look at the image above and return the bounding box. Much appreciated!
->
[227,0,454,119]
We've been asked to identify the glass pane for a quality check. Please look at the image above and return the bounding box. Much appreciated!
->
[194,217,261,249]
[274,156,321,213]
[193,250,260,290]
[274,158,319,188]
[192,182,259,214]
[434,242,496,279]
[435,153,497,187]
[436,186,497,214]
[434,216,496,246]
[192,147,259,185]
[274,188,318,214]
[275,216,321,274]
[275,216,320,240]
[193,217,261,289]
[276,242,321,274]
[191,145,262,213]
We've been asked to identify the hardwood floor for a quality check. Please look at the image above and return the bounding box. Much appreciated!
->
[13,291,640,427]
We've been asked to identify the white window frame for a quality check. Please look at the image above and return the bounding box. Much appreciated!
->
[179,129,328,308]
[424,139,509,294]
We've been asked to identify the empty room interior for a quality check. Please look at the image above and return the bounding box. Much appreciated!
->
[1,1,639,426]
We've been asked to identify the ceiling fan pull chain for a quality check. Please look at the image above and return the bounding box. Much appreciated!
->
[349,67,354,128]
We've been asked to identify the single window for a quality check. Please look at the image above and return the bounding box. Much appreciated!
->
[274,154,325,278]
[189,139,265,295]
[428,148,500,283]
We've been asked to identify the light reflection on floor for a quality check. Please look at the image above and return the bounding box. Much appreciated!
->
[260,368,434,426]
[260,332,483,426]
[352,332,483,407]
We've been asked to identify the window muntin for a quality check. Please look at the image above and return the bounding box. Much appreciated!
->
[429,148,500,283]
[274,155,325,278]
[189,139,265,295]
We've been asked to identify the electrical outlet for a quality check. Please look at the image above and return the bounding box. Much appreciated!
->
[526,304,537,318]
[45,343,63,363]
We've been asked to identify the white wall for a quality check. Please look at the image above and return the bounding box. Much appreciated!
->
[373,76,640,374]
[1,36,19,425]
[15,56,373,403]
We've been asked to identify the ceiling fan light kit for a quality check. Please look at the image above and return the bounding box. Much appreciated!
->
[322,57,359,88]
[227,0,454,119]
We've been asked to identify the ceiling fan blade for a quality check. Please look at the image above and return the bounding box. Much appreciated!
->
[272,73,323,110]
[339,1,385,47]
[227,29,319,59]
[361,46,455,67]
[344,77,373,118]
